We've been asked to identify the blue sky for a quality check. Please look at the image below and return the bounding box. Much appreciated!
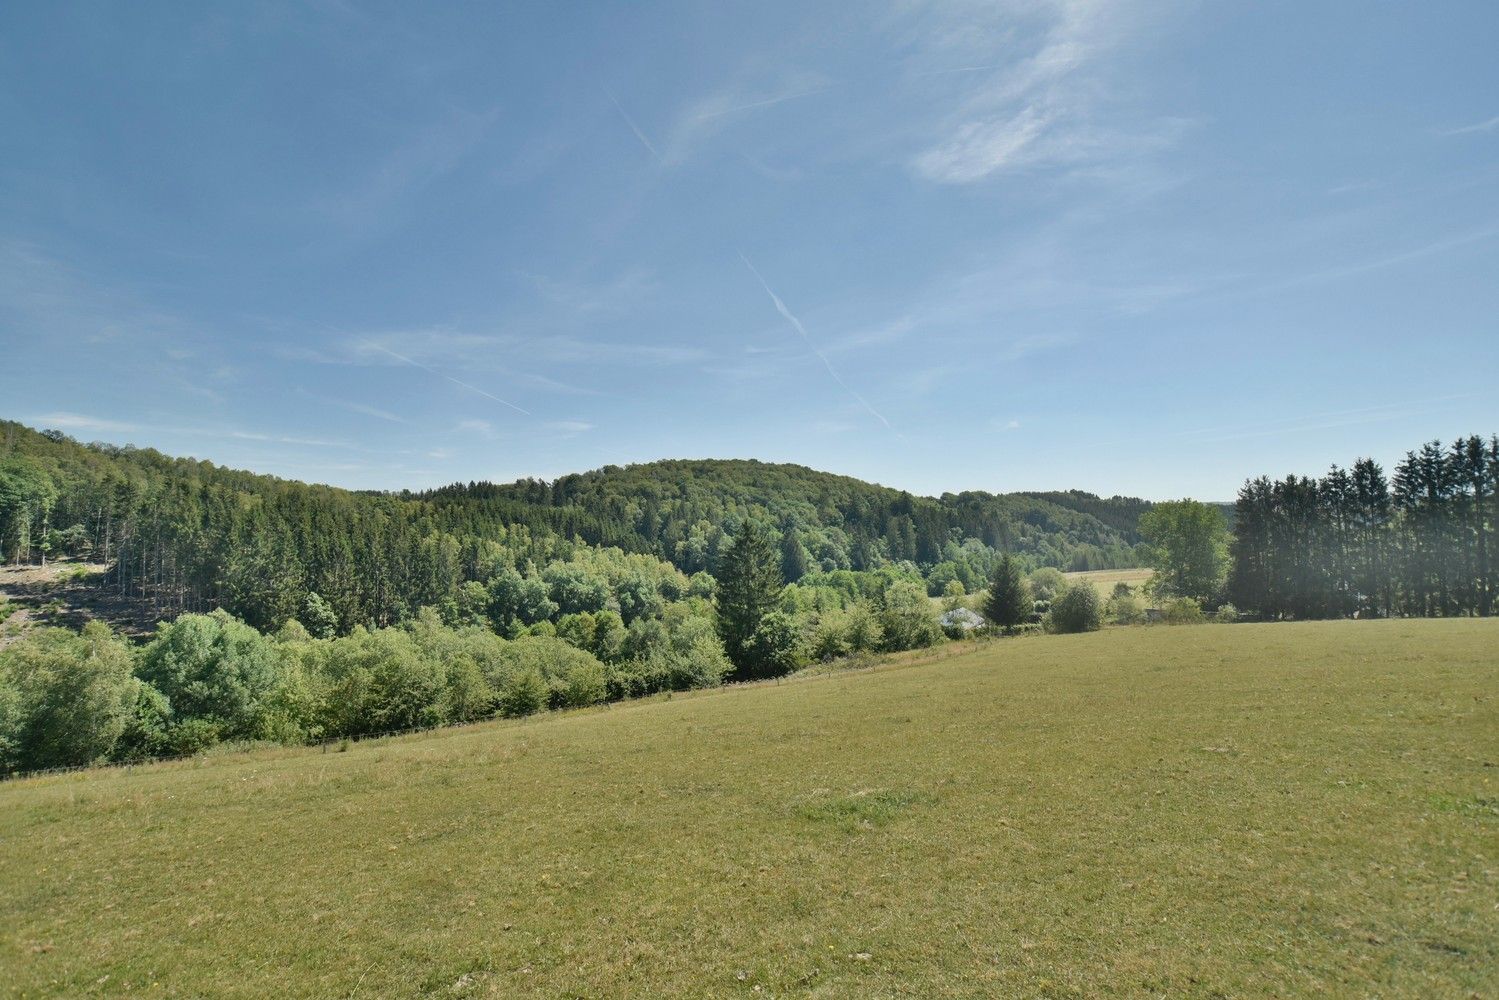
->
[1,1,1495,500]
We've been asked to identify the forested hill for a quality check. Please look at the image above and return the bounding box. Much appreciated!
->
[1,421,1147,636]
[423,458,1148,576]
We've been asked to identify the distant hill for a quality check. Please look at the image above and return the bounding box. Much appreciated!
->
[425,458,1149,576]
[2,421,1149,633]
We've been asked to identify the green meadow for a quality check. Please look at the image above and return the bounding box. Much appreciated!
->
[3,620,1496,998]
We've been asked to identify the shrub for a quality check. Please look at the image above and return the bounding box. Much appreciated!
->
[1162,597,1206,624]
[1213,602,1239,624]
[879,581,944,652]
[1106,591,1146,625]
[560,660,607,708]
[114,680,172,762]
[1047,584,1102,634]
[498,668,547,717]
[443,654,494,722]
[1028,568,1067,604]
[750,610,806,678]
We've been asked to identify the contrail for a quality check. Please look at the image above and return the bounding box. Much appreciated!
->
[360,341,531,416]
[692,85,834,122]
[738,253,892,430]
[603,85,662,162]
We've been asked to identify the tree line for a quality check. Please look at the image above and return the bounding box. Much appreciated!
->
[1228,435,1496,619]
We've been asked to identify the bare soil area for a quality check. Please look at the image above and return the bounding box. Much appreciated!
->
[0,561,161,647]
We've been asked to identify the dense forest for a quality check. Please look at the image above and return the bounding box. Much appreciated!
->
[0,421,1149,635]
[427,459,1148,578]
[1228,435,1497,619]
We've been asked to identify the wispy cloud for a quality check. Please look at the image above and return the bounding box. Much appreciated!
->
[739,253,892,429]
[518,267,658,314]
[227,430,352,448]
[662,73,835,164]
[358,340,532,415]
[1438,114,1499,137]
[26,412,138,434]
[906,0,1177,184]
[289,329,706,371]
[318,106,500,232]
[1174,395,1478,444]
[297,388,409,424]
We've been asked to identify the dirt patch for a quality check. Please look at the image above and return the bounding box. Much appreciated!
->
[0,561,162,647]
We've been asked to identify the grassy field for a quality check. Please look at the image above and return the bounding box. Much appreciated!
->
[1064,567,1155,601]
[3,621,1496,998]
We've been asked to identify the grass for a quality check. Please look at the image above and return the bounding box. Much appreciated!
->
[1064,567,1155,600]
[3,619,1497,998]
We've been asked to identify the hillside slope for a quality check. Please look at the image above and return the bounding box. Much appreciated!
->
[428,457,1148,574]
[3,620,1494,998]
[3,421,1147,636]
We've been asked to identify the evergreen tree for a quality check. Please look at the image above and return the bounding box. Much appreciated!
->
[715,521,783,679]
[780,529,809,583]
[983,555,1031,634]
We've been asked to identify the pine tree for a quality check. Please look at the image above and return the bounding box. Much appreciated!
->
[779,529,809,583]
[715,521,783,679]
[983,555,1031,634]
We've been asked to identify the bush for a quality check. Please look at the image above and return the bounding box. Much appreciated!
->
[1106,590,1145,625]
[1212,602,1239,624]
[498,668,547,717]
[749,610,806,678]
[1028,568,1067,604]
[560,660,607,708]
[1047,584,1102,634]
[1162,597,1206,625]
[879,581,944,652]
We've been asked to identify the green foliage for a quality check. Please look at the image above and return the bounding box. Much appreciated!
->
[138,611,289,742]
[715,521,784,679]
[808,600,886,661]
[1106,590,1146,625]
[780,530,810,583]
[498,669,547,718]
[1047,584,1102,634]
[1161,597,1206,625]
[114,679,172,762]
[486,569,558,636]
[749,610,806,678]
[300,591,339,640]
[0,623,137,771]
[1027,567,1067,604]
[1139,500,1229,604]
[878,580,944,652]
[983,555,1031,634]
[542,563,611,616]
[0,455,58,565]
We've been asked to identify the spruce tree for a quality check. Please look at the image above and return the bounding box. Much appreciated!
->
[715,521,783,678]
[779,529,809,583]
[983,555,1031,634]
